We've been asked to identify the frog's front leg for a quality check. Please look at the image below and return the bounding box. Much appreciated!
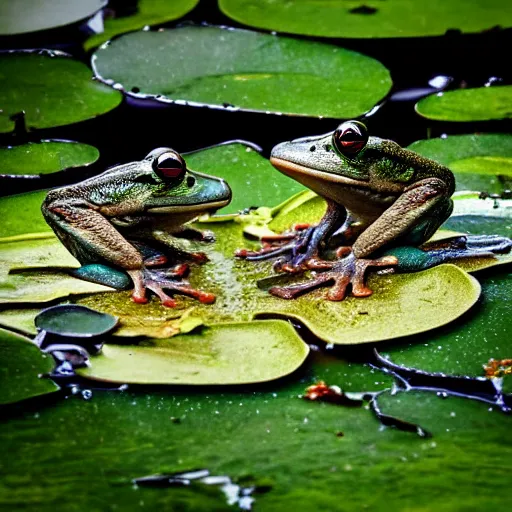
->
[268,178,451,301]
[236,200,345,272]
[43,200,215,307]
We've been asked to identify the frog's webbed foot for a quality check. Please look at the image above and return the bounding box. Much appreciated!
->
[269,253,398,301]
[236,223,321,273]
[128,268,215,308]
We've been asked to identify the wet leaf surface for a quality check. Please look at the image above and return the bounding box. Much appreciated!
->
[84,0,200,51]
[0,369,510,510]
[0,327,59,405]
[77,218,482,344]
[79,320,310,385]
[0,50,122,134]
[185,142,306,214]
[0,191,51,238]
[415,85,512,122]
[0,237,114,304]
[0,0,106,35]
[218,0,512,38]
[0,140,99,177]
[91,26,392,118]
[408,133,512,193]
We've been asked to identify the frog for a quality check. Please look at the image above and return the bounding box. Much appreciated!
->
[237,120,511,300]
[42,148,231,307]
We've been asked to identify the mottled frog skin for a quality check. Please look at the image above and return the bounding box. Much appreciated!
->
[43,148,231,307]
[238,121,510,300]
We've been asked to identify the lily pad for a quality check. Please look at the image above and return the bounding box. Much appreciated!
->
[0,0,106,35]
[0,140,99,177]
[0,50,123,134]
[0,327,59,405]
[415,86,512,122]
[218,0,512,38]
[84,0,200,51]
[0,237,114,304]
[77,217,482,344]
[91,25,392,118]
[185,141,306,214]
[0,190,51,239]
[78,320,309,385]
[408,133,512,193]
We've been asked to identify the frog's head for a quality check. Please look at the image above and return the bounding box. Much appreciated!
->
[270,120,377,184]
[141,148,231,216]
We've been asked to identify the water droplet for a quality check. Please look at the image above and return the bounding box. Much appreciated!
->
[81,389,92,400]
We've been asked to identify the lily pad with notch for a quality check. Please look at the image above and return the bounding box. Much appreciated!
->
[91,25,392,119]
[0,50,122,134]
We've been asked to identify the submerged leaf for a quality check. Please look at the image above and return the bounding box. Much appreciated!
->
[416,86,512,122]
[0,140,99,177]
[0,327,59,405]
[78,320,309,385]
[0,50,122,134]
[92,25,392,118]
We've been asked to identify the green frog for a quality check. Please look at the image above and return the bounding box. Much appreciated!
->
[42,148,231,307]
[237,121,511,300]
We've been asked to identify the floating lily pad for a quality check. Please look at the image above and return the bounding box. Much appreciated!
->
[185,142,306,214]
[0,237,114,304]
[0,50,123,134]
[218,0,512,38]
[0,0,106,35]
[0,140,99,178]
[0,327,59,405]
[409,133,512,193]
[84,0,200,51]
[35,304,118,338]
[0,190,51,239]
[79,320,309,385]
[415,86,512,122]
[76,216,482,344]
[91,25,392,118]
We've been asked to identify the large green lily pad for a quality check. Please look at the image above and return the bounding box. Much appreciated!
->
[415,86,512,122]
[91,25,392,118]
[218,0,512,38]
[186,142,306,214]
[84,0,200,51]
[0,237,114,304]
[0,140,99,177]
[79,320,309,385]
[0,190,51,239]
[408,133,512,193]
[0,0,106,35]
[0,50,122,134]
[0,327,59,405]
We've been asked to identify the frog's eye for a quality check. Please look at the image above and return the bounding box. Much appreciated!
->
[152,151,186,181]
[332,121,368,158]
